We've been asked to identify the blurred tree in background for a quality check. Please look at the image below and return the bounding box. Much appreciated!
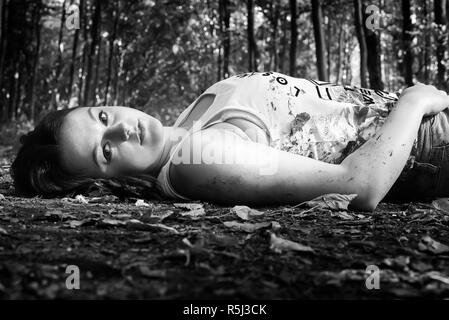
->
[0,0,448,130]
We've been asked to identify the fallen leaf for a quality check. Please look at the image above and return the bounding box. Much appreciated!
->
[137,266,167,278]
[99,219,126,227]
[149,210,174,222]
[431,198,449,214]
[67,218,98,228]
[182,237,205,255]
[230,205,264,220]
[223,220,271,233]
[135,199,151,207]
[300,193,357,211]
[88,195,119,203]
[269,233,314,253]
[113,213,132,219]
[418,236,449,254]
[425,271,449,285]
[123,262,167,278]
[410,260,432,272]
[68,220,85,228]
[44,210,76,221]
[126,220,179,234]
[271,221,281,231]
[0,226,8,235]
[331,211,354,220]
[382,256,410,269]
[174,203,204,210]
[179,208,206,219]
[75,194,88,204]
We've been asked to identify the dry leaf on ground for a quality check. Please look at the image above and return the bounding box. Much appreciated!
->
[223,220,271,233]
[126,219,179,234]
[135,199,151,207]
[331,211,354,220]
[174,203,206,219]
[230,205,264,220]
[425,271,449,285]
[179,208,206,218]
[418,236,449,254]
[75,195,88,204]
[149,210,174,222]
[269,232,314,253]
[44,210,77,221]
[431,198,449,214]
[300,193,357,211]
[99,218,127,227]
[0,226,8,235]
[174,203,204,210]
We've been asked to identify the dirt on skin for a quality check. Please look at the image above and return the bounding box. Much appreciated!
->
[1,147,449,299]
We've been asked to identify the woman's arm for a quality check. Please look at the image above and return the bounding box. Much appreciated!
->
[170,84,449,211]
[342,84,449,209]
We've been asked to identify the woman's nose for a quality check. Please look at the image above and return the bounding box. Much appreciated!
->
[105,122,133,143]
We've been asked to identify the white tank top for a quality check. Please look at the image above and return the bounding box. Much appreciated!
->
[156,71,409,200]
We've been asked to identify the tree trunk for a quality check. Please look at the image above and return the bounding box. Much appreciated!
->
[289,0,297,76]
[67,0,79,102]
[78,0,87,107]
[222,0,230,79]
[423,0,429,83]
[246,0,257,71]
[55,0,66,87]
[311,0,328,81]
[93,29,101,103]
[105,4,118,105]
[364,28,384,89]
[354,0,368,87]
[435,0,447,88]
[336,21,343,83]
[268,0,279,71]
[326,17,331,80]
[30,1,41,121]
[0,0,9,121]
[84,0,101,107]
[401,0,414,86]
[0,0,4,88]
[278,11,288,73]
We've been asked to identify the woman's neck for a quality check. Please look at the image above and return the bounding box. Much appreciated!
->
[150,126,179,176]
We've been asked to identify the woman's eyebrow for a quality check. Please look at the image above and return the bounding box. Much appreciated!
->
[88,107,96,122]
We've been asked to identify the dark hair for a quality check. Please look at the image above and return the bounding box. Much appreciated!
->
[11,108,164,201]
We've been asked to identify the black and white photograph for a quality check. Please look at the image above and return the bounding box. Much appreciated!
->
[1,0,449,306]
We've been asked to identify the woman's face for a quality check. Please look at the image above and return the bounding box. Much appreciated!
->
[59,106,165,177]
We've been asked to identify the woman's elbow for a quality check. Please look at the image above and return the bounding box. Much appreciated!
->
[348,182,382,212]
[350,194,379,212]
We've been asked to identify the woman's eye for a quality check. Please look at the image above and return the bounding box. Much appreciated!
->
[99,111,108,125]
[102,142,112,162]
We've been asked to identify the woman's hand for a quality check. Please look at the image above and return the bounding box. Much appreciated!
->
[399,83,449,117]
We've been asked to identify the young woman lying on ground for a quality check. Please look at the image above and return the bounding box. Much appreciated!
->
[11,72,449,211]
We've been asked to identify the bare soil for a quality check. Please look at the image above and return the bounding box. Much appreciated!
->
[1,147,449,299]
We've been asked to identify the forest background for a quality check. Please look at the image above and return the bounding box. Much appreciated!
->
[0,0,448,144]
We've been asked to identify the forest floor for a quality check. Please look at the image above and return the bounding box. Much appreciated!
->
[1,146,449,299]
